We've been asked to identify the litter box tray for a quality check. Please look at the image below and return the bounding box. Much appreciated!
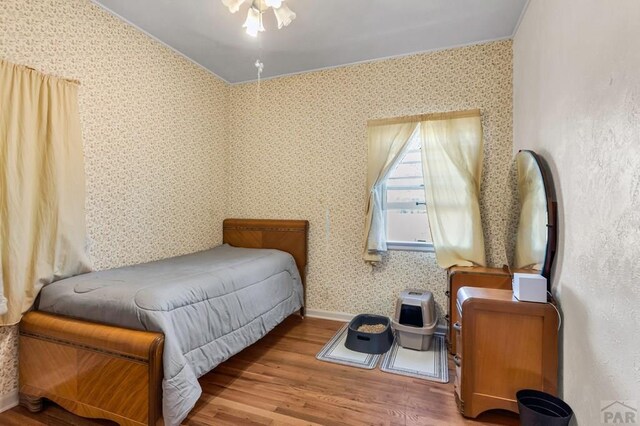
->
[345,314,394,354]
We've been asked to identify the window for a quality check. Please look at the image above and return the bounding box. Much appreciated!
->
[385,129,434,252]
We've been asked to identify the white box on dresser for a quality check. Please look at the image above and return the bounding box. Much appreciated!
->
[512,272,547,303]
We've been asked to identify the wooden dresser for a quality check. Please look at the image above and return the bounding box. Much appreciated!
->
[453,287,559,418]
[446,266,512,355]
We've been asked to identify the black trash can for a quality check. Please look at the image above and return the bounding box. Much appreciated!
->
[517,389,573,426]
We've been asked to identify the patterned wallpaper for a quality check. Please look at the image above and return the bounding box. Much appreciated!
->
[0,0,514,402]
[0,327,18,402]
[226,40,514,318]
[0,0,228,398]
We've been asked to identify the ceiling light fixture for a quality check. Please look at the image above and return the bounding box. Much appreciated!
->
[222,0,296,37]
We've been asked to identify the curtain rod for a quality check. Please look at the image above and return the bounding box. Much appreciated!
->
[1,59,80,86]
[367,109,481,126]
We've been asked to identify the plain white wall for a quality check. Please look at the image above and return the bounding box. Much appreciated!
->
[513,0,640,423]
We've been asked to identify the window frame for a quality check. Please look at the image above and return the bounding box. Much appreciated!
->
[384,137,435,253]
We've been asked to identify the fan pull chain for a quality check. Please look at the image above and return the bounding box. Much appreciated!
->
[255,59,264,101]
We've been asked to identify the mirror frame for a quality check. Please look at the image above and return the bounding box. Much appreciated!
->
[518,150,558,285]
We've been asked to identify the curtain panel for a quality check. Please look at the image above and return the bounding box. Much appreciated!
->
[363,110,485,268]
[420,113,485,267]
[0,60,91,325]
[362,122,418,263]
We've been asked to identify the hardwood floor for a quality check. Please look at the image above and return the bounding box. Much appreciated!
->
[0,317,519,425]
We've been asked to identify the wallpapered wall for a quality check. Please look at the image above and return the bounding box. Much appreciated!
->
[514,0,640,422]
[227,40,514,318]
[0,0,515,403]
[0,0,228,399]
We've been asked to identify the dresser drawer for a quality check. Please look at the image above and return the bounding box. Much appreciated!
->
[454,364,462,399]
[447,266,512,355]
[453,310,463,404]
[454,353,463,414]
[455,331,462,360]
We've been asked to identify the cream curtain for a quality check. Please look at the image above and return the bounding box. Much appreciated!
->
[0,60,91,325]
[420,113,486,268]
[363,121,418,263]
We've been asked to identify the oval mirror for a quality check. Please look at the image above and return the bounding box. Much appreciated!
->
[514,150,558,284]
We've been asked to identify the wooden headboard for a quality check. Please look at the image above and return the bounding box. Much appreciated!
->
[222,218,309,289]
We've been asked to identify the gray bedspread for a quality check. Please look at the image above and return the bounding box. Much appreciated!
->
[38,244,303,426]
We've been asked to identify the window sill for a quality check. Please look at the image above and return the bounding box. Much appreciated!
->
[387,242,435,253]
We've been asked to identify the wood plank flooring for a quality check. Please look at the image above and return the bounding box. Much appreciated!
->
[0,317,519,425]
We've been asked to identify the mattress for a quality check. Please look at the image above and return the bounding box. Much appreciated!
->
[38,244,304,426]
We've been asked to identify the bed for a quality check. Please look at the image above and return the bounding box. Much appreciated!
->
[18,218,309,426]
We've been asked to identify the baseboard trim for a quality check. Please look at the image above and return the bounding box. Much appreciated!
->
[305,309,354,322]
[305,309,449,336]
[0,390,19,413]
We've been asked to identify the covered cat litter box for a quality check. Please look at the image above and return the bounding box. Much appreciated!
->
[391,289,437,351]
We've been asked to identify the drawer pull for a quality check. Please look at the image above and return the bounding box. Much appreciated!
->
[453,354,461,367]
[453,322,462,332]
[444,314,450,322]
[445,290,450,297]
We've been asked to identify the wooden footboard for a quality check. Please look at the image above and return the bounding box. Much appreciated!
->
[19,312,164,426]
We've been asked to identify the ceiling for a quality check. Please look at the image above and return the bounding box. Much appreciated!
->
[92,0,528,84]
